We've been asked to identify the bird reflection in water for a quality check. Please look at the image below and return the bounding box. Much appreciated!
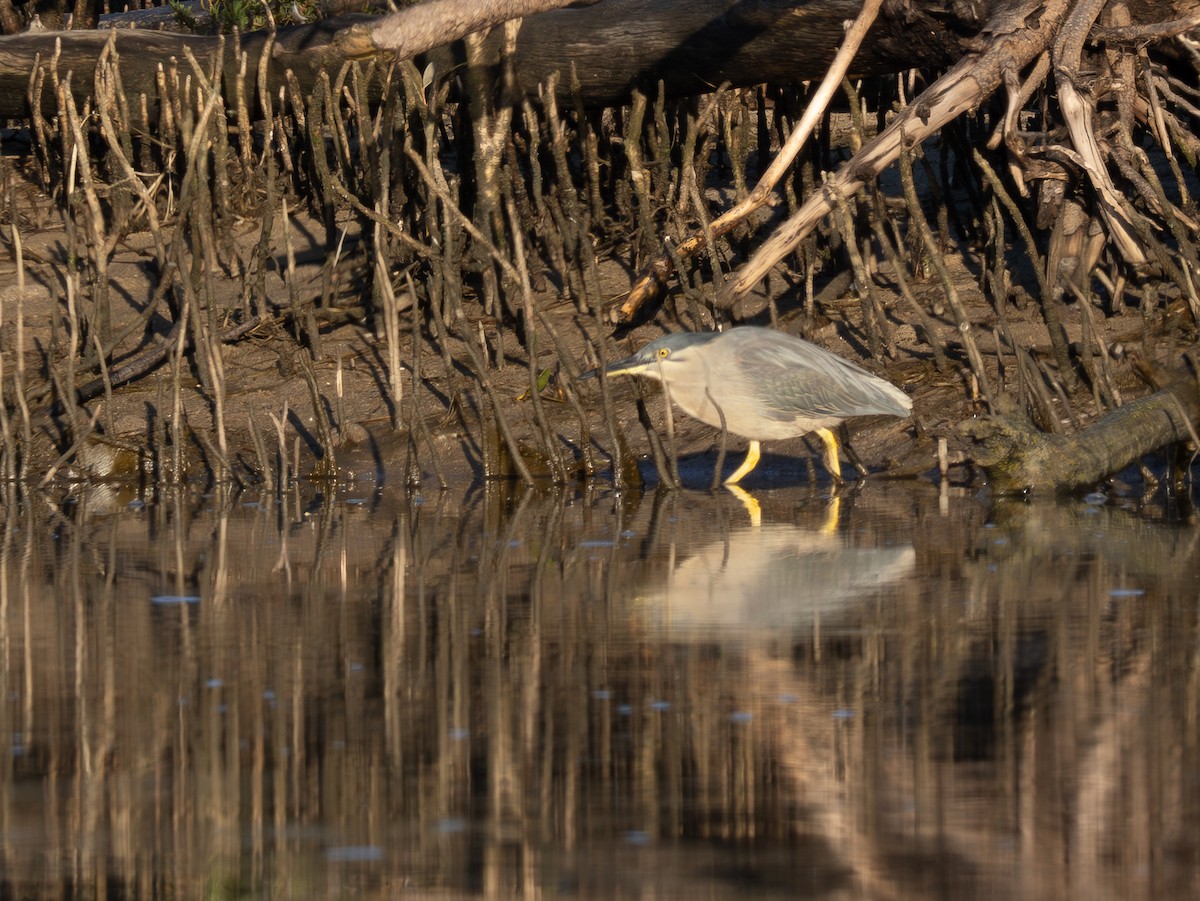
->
[633,491,915,641]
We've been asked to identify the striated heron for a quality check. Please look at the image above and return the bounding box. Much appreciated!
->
[600,326,912,484]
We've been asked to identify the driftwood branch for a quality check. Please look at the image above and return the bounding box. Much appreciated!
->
[610,0,886,323]
[960,378,1200,494]
[0,15,376,124]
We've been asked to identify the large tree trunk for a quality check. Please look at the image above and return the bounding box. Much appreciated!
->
[0,0,980,122]
[429,0,976,104]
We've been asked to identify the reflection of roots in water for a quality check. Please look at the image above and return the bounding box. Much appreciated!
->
[3,486,1200,898]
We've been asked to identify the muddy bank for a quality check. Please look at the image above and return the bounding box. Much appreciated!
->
[0,15,1197,497]
[4,184,1188,495]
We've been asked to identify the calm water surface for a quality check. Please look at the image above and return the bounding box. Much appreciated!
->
[2,480,1198,898]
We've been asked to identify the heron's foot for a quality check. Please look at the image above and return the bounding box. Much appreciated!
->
[723,439,761,485]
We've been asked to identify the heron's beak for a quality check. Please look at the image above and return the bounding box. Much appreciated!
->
[579,353,648,381]
[602,354,653,378]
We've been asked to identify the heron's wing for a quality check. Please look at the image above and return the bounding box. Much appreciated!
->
[731,336,898,420]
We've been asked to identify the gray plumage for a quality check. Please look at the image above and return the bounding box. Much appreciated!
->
[602,326,911,483]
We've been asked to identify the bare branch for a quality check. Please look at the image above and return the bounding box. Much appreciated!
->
[335,0,602,59]
[1093,12,1200,46]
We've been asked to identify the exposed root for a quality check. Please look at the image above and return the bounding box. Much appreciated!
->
[1052,0,1147,266]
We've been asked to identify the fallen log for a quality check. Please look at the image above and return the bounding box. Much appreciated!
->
[0,0,979,122]
[426,0,975,104]
[0,15,376,126]
[959,376,1200,494]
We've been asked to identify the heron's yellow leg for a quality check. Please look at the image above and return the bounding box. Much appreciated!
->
[724,483,762,528]
[816,427,842,483]
[723,440,761,485]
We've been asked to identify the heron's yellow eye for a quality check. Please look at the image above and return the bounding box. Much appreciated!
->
[657,348,670,359]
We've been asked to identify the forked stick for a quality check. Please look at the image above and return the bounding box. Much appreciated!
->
[1052,0,1148,265]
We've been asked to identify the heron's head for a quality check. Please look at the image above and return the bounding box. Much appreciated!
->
[598,331,722,383]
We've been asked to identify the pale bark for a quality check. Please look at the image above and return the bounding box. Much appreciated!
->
[336,0,603,59]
